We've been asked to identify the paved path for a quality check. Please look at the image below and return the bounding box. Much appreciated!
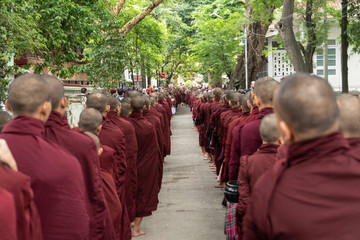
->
[139,105,225,240]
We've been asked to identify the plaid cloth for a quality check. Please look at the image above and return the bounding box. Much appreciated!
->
[225,202,238,240]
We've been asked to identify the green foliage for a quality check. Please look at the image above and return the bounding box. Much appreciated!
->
[348,2,360,53]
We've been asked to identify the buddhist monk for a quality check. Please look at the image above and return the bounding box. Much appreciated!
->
[119,102,131,118]
[1,73,89,239]
[0,139,42,240]
[107,96,138,224]
[0,110,11,132]
[244,73,360,240]
[85,93,131,240]
[42,75,112,240]
[237,113,280,238]
[127,96,160,237]
[79,108,122,240]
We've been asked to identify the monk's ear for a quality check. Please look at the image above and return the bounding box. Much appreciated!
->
[105,105,110,113]
[60,97,67,109]
[98,147,103,156]
[84,105,88,109]
[129,104,133,111]
[5,99,12,113]
[247,100,252,109]
[116,105,121,115]
[336,100,341,110]
[96,124,102,135]
[278,120,294,144]
[39,101,52,123]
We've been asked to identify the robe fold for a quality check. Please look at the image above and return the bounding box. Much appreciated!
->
[0,164,42,240]
[44,111,112,240]
[127,111,160,217]
[107,111,138,223]
[98,116,131,240]
[0,187,16,240]
[244,132,360,240]
[154,103,171,155]
[1,116,89,240]
[99,145,123,240]
[236,144,278,237]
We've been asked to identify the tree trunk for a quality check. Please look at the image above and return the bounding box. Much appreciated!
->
[276,0,307,72]
[229,1,274,89]
[341,0,349,93]
[141,57,146,89]
[119,0,164,37]
[112,0,126,16]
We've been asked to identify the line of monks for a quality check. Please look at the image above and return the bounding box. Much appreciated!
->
[182,73,360,240]
[0,73,173,240]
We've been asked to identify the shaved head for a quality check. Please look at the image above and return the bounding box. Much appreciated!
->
[158,92,166,100]
[41,74,64,110]
[142,96,150,108]
[0,111,11,132]
[213,88,222,97]
[130,97,145,112]
[337,94,360,138]
[254,78,279,106]
[79,108,103,132]
[275,73,339,136]
[150,97,157,106]
[120,102,131,117]
[241,92,251,112]
[128,91,141,98]
[230,92,242,107]
[8,74,51,115]
[121,97,131,104]
[260,113,279,143]
[86,92,108,113]
[107,96,120,111]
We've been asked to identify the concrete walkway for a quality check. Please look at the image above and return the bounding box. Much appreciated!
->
[139,105,225,240]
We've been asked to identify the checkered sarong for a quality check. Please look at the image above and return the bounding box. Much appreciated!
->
[225,202,238,240]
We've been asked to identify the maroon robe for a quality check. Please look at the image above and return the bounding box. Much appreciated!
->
[99,145,123,240]
[44,111,111,240]
[0,165,42,240]
[154,103,171,155]
[229,107,260,180]
[0,187,16,240]
[240,107,274,157]
[244,132,360,240]
[158,99,171,124]
[107,111,138,223]
[1,116,89,240]
[143,109,164,190]
[236,144,278,236]
[150,107,166,155]
[127,111,160,217]
[98,116,131,240]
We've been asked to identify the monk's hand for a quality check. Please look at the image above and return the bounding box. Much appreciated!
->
[0,139,17,171]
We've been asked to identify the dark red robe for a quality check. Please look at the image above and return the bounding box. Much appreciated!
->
[127,111,160,217]
[1,116,89,240]
[236,144,278,236]
[44,111,111,240]
[154,103,171,155]
[0,165,42,240]
[244,132,360,240]
[99,145,123,240]
[240,107,274,157]
[143,109,164,190]
[98,116,131,240]
[107,111,138,223]
[0,187,16,240]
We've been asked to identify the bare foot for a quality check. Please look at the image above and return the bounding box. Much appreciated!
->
[132,230,146,237]
[130,222,135,228]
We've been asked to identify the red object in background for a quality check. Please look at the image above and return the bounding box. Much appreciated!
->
[159,73,166,79]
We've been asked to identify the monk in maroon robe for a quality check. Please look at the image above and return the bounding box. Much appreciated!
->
[78,108,122,239]
[153,96,171,156]
[142,96,164,190]
[85,93,131,240]
[0,138,42,240]
[236,114,280,237]
[106,96,138,224]
[240,78,279,157]
[42,75,112,240]
[1,74,89,239]
[244,73,360,240]
[127,96,160,237]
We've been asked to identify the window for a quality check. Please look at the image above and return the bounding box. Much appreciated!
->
[328,69,336,75]
[316,48,336,67]
[317,70,324,75]
[316,69,336,76]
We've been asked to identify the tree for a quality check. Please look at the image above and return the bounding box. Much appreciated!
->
[230,0,282,89]
[276,0,330,73]
[341,0,348,93]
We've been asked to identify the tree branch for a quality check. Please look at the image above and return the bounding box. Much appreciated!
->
[119,0,164,37]
[112,0,126,16]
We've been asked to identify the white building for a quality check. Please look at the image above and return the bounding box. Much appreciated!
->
[262,25,360,92]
